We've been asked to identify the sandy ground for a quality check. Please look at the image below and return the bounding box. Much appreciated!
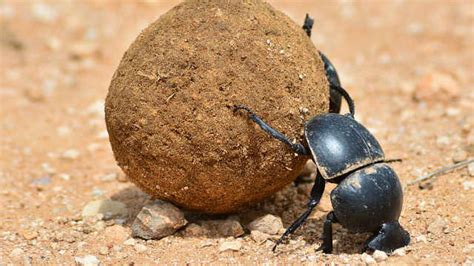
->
[1,0,473,264]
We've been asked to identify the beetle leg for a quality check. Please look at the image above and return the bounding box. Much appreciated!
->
[364,221,410,253]
[273,173,326,252]
[302,14,314,37]
[316,211,338,254]
[233,105,309,155]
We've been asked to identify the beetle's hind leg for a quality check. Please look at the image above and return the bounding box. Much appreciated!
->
[364,221,410,253]
[233,105,309,155]
[316,211,338,254]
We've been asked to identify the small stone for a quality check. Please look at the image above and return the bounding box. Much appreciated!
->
[58,173,71,181]
[217,219,244,237]
[372,250,388,262]
[468,163,474,177]
[247,214,283,235]
[436,136,450,146]
[134,243,147,253]
[183,223,207,237]
[81,199,128,220]
[70,42,99,59]
[416,234,428,243]
[219,240,242,252]
[463,181,474,190]
[61,149,80,160]
[10,248,24,257]
[21,230,38,240]
[104,225,128,244]
[463,244,474,254]
[74,255,100,266]
[131,200,187,240]
[93,221,106,231]
[362,253,376,264]
[427,217,447,235]
[99,173,117,182]
[250,230,270,244]
[414,71,460,102]
[392,247,407,256]
[452,149,468,163]
[123,238,136,246]
[98,246,109,255]
[31,176,51,186]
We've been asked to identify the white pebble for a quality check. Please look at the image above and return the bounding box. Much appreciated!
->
[61,149,80,160]
[74,255,100,266]
[463,181,474,190]
[372,250,388,262]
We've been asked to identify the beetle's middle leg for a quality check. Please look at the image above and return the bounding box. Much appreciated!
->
[233,105,309,155]
[272,172,326,251]
[316,211,338,254]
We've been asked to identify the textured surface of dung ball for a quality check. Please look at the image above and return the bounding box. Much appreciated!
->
[105,0,329,213]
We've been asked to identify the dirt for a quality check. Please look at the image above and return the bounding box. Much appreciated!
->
[105,0,328,214]
[0,0,473,264]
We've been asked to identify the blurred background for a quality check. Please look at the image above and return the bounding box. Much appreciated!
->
[1,0,473,264]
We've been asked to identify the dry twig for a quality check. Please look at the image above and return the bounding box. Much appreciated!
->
[408,159,473,186]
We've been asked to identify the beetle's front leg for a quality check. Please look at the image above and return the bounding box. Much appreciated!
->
[233,105,309,156]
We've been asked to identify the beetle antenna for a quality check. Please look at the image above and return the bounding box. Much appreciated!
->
[331,85,355,117]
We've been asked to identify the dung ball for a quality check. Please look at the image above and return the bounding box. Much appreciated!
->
[105,0,329,214]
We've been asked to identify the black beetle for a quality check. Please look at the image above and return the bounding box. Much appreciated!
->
[232,15,410,254]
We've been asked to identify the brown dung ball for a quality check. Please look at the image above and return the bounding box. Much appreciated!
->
[105,0,329,214]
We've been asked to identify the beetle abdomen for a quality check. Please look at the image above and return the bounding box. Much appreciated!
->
[330,163,403,233]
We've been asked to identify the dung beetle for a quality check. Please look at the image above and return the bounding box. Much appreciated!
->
[232,15,410,254]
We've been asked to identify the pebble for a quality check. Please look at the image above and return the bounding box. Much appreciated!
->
[250,230,270,244]
[416,234,428,243]
[74,255,100,266]
[98,246,109,255]
[10,247,24,257]
[61,149,80,160]
[31,176,51,186]
[452,149,468,163]
[99,173,117,182]
[414,71,460,102]
[427,217,447,234]
[468,162,474,177]
[372,250,388,262]
[123,238,136,246]
[134,243,147,253]
[31,3,57,23]
[217,219,245,237]
[463,181,474,190]
[131,200,187,240]
[393,247,407,256]
[362,253,376,264]
[219,240,242,252]
[247,214,283,235]
[21,230,39,240]
[463,244,474,254]
[183,223,207,237]
[81,199,128,220]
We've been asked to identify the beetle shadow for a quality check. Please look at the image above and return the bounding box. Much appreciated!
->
[110,183,371,252]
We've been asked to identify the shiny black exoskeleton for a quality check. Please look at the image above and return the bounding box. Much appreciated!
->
[232,14,410,254]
